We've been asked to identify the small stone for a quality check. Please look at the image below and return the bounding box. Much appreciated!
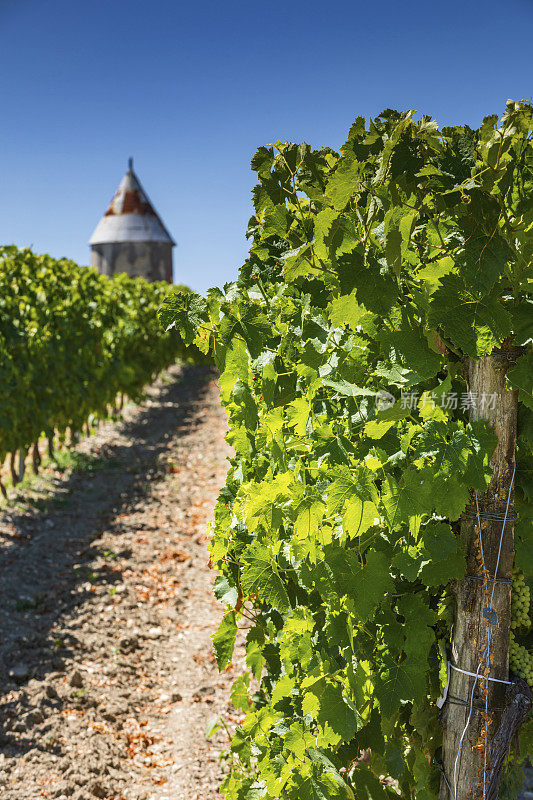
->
[69,670,83,688]
[171,691,182,702]
[118,635,138,651]
[24,710,44,725]
[9,664,29,683]
[45,684,59,699]
[89,780,108,798]
[194,684,214,696]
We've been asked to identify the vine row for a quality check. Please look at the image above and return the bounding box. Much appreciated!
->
[161,102,533,800]
[0,246,192,490]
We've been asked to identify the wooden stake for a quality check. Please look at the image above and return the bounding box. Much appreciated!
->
[439,344,521,800]
[18,448,27,482]
[32,441,41,474]
[10,452,18,486]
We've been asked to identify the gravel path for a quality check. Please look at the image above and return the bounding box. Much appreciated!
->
[0,365,243,800]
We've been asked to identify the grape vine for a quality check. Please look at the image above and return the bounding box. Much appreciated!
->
[161,101,533,800]
[0,246,196,486]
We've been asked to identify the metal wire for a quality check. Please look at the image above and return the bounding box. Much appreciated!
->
[450,466,515,800]
[464,574,512,585]
[449,662,513,685]
[446,695,505,712]
[453,653,486,800]
[483,462,515,797]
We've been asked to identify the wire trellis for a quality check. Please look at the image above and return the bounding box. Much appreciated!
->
[443,464,516,800]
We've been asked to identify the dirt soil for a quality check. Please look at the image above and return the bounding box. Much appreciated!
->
[0,365,244,800]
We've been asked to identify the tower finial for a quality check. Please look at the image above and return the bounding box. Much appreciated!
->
[128,157,133,171]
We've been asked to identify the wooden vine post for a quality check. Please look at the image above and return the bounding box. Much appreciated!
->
[439,342,531,800]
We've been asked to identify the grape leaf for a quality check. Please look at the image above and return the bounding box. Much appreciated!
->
[241,542,290,612]
[213,612,237,669]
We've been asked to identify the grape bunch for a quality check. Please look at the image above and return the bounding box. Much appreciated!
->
[509,568,533,688]
[511,567,531,630]
[509,633,533,687]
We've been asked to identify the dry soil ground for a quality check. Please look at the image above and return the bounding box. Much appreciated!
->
[0,364,244,800]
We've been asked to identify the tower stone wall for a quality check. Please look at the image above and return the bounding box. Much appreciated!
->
[91,241,173,283]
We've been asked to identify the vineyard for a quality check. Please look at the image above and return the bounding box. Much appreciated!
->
[161,101,533,800]
[0,246,193,491]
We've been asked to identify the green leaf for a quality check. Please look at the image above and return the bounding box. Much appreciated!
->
[398,594,437,660]
[393,521,466,586]
[302,679,361,741]
[314,208,340,261]
[326,154,363,210]
[218,339,251,402]
[230,674,251,711]
[350,766,391,800]
[507,351,533,410]
[323,379,377,398]
[381,468,433,530]
[294,498,326,562]
[317,547,393,622]
[328,292,374,332]
[374,658,424,718]
[377,324,442,384]
[519,716,533,758]
[429,274,512,357]
[287,397,310,436]
[343,496,379,538]
[213,611,237,669]
[327,465,377,515]
[293,769,353,800]
[415,419,495,486]
[283,245,321,281]
[432,476,469,519]
[205,716,223,738]
[512,300,533,346]
[456,233,515,294]
[384,206,417,277]
[213,575,239,609]
[241,542,290,612]
[364,403,409,440]
[364,419,396,439]
[285,721,313,759]
[348,550,394,622]
[158,290,208,344]
[251,145,275,178]
[245,472,297,533]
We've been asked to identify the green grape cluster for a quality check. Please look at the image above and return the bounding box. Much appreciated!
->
[509,568,533,688]
[511,568,531,630]
[509,633,533,688]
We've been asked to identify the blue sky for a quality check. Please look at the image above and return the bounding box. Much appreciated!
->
[1,0,531,294]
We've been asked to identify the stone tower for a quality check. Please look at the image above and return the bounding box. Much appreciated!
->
[89,159,175,283]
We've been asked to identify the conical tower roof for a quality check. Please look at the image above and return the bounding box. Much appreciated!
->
[89,159,175,245]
